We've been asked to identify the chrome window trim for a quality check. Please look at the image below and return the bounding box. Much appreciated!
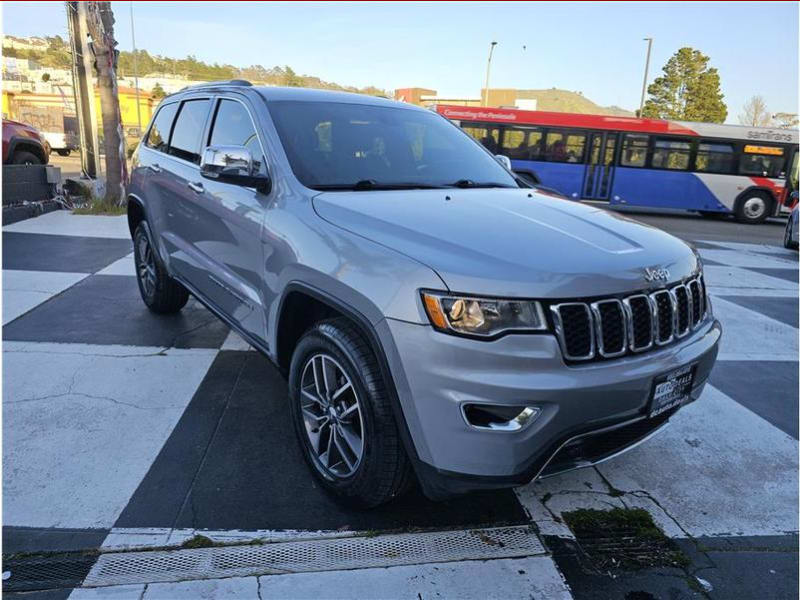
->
[551,302,595,361]
[622,294,654,352]
[589,299,627,358]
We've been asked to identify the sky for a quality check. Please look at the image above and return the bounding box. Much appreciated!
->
[2,1,797,123]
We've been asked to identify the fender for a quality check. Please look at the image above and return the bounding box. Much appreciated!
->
[127,194,170,272]
[274,281,427,477]
[6,135,46,163]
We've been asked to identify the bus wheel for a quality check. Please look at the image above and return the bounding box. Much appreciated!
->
[734,192,772,224]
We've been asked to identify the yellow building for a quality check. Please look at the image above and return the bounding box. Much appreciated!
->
[2,86,154,140]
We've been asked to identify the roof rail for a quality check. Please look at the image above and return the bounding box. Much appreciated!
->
[178,79,252,92]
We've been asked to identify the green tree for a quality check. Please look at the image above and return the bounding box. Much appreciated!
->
[41,72,50,82]
[642,47,727,123]
[151,82,166,99]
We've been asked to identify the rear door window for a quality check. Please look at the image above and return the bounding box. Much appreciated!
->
[168,99,211,164]
[144,102,178,153]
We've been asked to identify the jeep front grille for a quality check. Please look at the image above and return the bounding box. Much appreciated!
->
[551,276,707,362]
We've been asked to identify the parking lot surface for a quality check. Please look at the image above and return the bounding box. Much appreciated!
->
[2,209,797,599]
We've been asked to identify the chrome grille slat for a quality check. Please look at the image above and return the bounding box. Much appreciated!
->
[551,276,707,362]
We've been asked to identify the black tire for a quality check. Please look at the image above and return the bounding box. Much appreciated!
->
[11,151,42,165]
[133,223,189,313]
[734,192,772,224]
[288,318,411,508]
[56,149,71,157]
[784,217,798,250]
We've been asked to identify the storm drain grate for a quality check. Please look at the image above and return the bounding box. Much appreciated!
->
[75,526,544,588]
[563,508,688,572]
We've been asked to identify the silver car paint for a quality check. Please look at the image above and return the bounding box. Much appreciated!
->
[128,86,720,484]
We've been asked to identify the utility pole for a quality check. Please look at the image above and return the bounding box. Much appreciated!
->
[482,41,497,107]
[130,1,142,132]
[66,0,101,178]
[639,37,653,117]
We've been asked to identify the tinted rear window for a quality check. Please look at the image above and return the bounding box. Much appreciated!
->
[169,99,211,164]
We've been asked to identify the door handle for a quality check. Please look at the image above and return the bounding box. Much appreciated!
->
[188,182,204,194]
[148,163,161,173]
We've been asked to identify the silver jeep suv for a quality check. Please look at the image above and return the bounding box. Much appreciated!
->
[127,81,721,507]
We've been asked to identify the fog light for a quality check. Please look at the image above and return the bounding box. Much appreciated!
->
[462,404,540,432]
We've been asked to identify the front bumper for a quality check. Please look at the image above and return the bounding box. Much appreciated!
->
[378,316,721,499]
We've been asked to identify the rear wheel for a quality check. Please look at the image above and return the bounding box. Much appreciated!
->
[133,223,189,313]
[784,217,798,249]
[56,149,71,157]
[11,151,42,165]
[734,192,772,224]
[288,318,411,508]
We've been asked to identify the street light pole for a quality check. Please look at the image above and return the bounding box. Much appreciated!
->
[130,1,142,132]
[639,37,653,117]
[483,41,497,107]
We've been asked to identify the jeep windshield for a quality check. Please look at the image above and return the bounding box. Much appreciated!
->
[267,101,519,191]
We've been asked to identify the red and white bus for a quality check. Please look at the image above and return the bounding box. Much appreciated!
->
[436,104,799,224]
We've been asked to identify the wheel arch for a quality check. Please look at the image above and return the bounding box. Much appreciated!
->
[8,136,46,163]
[734,185,778,216]
[274,281,424,470]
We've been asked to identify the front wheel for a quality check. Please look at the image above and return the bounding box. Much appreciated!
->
[734,193,772,224]
[56,149,71,157]
[288,318,411,508]
[133,223,189,313]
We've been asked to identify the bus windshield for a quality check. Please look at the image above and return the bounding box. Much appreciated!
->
[267,101,518,191]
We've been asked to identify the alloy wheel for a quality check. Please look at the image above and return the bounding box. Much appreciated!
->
[299,353,364,478]
[136,234,157,298]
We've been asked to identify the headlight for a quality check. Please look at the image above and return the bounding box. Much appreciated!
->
[421,291,548,338]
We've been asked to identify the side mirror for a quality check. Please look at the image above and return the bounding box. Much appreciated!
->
[495,154,512,170]
[200,145,271,193]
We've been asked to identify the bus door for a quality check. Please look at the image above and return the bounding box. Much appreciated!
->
[582,132,618,200]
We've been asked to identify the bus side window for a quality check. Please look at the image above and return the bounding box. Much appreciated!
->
[620,134,649,167]
[739,146,786,178]
[544,130,586,163]
[694,142,735,174]
[651,138,691,170]
[462,123,500,153]
[501,126,542,160]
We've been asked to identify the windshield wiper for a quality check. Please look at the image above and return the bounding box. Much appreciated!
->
[448,179,517,189]
[312,180,447,191]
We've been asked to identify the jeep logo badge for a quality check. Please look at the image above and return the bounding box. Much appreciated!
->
[644,267,670,282]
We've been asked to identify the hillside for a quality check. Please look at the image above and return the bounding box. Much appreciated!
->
[514,89,634,116]
[3,35,389,97]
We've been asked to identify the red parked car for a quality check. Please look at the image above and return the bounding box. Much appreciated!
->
[2,119,50,165]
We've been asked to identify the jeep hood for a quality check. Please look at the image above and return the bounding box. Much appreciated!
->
[313,188,698,298]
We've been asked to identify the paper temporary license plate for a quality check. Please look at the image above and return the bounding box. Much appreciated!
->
[649,364,696,418]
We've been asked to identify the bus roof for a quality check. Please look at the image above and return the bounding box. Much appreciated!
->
[434,104,799,145]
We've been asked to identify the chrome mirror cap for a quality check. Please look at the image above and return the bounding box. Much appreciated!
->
[200,145,270,192]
